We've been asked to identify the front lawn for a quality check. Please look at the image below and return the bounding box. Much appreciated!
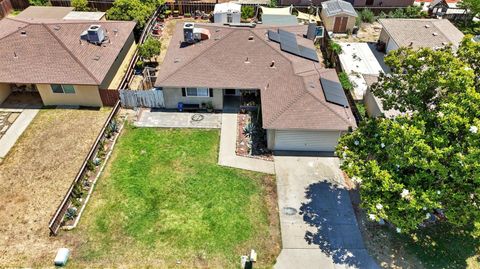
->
[68,126,280,267]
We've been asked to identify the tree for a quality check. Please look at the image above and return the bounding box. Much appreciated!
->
[241,6,255,20]
[457,35,480,89]
[359,8,375,23]
[138,37,161,61]
[29,0,49,6]
[458,0,480,21]
[336,40,480,236]
[71,0,89,11]
[106,0,154,28]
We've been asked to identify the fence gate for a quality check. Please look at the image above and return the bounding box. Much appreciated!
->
[119,89,165,108]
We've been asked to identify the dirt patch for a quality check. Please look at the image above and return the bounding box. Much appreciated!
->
[332,22,383,43]
[0,108,111,267]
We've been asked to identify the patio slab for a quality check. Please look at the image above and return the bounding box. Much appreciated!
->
[134,110,222,129]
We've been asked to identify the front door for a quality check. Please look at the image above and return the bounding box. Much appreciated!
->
[224,89,236,95]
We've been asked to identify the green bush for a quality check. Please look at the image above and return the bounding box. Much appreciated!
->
[359,8,375,23]
[241,6,255,20]
[338,72,353,91]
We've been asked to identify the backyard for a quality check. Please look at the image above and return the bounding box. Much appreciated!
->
[66,127,281,267]
[0,107,111,267]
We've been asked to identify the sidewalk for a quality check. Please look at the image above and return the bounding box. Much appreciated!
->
[0,108,39,159]
[218,113,275,174]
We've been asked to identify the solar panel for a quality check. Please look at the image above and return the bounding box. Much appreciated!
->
[267,30,280,43]
[298,45,319,62]
[281,42,301,55]
[320,77,349,107]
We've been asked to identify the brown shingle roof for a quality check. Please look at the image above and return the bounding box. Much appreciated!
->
[0,18,136,85]
[155,23,356,131]
[379,18,464,50]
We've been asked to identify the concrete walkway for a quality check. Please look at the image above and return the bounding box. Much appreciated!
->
[0,108,39,158]
[218,113,275,174]
[274,156,378,269]
[135,110,222,129]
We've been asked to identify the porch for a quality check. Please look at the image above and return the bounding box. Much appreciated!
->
[222,89,260,113]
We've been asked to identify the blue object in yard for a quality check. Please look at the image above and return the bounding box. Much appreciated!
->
[54,248,70,266]
[178,102,184,112]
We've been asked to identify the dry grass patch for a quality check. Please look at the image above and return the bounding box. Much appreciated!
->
[0,107,111,267]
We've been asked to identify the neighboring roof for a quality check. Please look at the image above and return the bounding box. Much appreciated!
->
[213,2,241,13]
[0,18,136,85]
[63,11,106,21]
[297,11,321,22]
[16,6,74,20]
[262,15,298,25]
[379,18,464,49]
[339,43,384,75]
[260,6,292,15]
[321,0,358,17]
[155,23,356,131]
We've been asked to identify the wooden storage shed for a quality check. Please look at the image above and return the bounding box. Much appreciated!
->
[321,0,358,33]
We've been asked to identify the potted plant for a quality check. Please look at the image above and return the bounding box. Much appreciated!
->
[206,101,214,112]
[173,10,179,18]
[158,14,165,22]
[184,12,191,18]
[165,10,172,17]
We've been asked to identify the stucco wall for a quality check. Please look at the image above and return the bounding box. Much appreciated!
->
[100,31,136,89]
[364,88,382,117]
[321,12,357,33]
[37,84,102,107]
[0,83,11,104]
[162,87,223,110]
[214,12,241,24]
[267,129,275,150]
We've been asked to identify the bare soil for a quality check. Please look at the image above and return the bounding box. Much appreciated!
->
[0,107,111,267]
[332,22,383,43]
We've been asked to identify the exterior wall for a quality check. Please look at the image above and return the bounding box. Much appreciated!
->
[364,88,383,117]
[321,12,356,33]
[162,87,223,110]
[37,84,103,107]
[213,12,240,24]
[379,28,390,44]
[100,31,136,89]
[267,129,275,150]
[0,83,11,104]
[353,0,414,7]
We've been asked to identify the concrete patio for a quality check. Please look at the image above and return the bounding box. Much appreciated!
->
[134,109,222,129]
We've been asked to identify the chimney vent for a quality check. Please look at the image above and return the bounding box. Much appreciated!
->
[20,30,26,36]
[270,60,275,68]
[248,35,254,41]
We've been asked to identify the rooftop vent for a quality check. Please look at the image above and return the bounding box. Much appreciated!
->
[270,60,275,68]
[425,25,430,28]
[432,32,439,36]
[93,55,101,61]
[80,25,107,45]
[53,25,61,31]
[248,35,254,41]
[20,30,26,36]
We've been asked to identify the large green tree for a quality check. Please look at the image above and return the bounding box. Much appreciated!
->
[337,39,480,236]
[138,37,161,61]
[106,0,157,28]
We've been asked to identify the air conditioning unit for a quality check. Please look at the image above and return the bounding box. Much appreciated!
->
[80,25,106,45]
[183,22,195,43]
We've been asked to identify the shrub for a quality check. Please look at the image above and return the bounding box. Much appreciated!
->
[359,9,375,23]
[241,6,255,20]
[138,37,161,61]
[338,72,353,91]
[329,40,342,55]
[71,0,89,11]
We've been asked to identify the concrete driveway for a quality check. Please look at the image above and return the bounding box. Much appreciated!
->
[134,110,222,128]
[274,156,378,269]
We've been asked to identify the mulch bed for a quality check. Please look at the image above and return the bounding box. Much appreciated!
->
[236,113,273,162]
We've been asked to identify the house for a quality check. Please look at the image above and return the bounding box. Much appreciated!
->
[0,17,136,106]
[213,2,241,24]
[154,23,357,152]
[260,6,298,26]
[379,18,464,53]
[15,6,106,21]
[321,0,358,33]
[279,0,414,8]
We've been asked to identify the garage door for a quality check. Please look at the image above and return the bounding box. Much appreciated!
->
[274,130,340,152]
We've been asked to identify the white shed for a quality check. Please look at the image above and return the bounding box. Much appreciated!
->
[213,2,241,24]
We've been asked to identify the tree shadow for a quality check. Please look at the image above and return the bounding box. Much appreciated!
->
[299,180,379,269]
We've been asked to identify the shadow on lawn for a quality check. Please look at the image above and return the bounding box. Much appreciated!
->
[299,181,379,269]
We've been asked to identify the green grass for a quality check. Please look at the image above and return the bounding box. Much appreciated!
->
[69,126,280,268]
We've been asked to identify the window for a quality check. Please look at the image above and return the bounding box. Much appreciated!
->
[227,13,233,23]
[186,87,209,97]
[51,84,75,94]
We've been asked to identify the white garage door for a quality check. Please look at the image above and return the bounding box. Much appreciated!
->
[274,130,341,152]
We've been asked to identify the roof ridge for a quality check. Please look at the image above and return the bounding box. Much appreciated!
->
[43,23,100,84]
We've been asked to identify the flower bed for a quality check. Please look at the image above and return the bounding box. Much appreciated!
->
[236,111,273,161]
[61,115,126,229]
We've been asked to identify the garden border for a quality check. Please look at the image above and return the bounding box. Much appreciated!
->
[48,101,121,235]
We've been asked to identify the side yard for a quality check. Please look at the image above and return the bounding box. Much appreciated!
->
[66,127,281,268]
[0,108,111,267]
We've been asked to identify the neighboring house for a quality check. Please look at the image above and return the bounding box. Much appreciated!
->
[16,6,106,21]
[321,0,358,33]
[363,75,402,118]
[379,18,464,53]
[260,6,298,26]
[0,17,136,106]
[279,0,414,8]
[213,2,241,24]
[154,23,357,152]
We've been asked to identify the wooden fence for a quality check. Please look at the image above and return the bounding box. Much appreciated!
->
[50,0,115,11]
[48,101,121,235]
[99,89,120,106]
[0,0,13,19]
[9,0,28,9]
